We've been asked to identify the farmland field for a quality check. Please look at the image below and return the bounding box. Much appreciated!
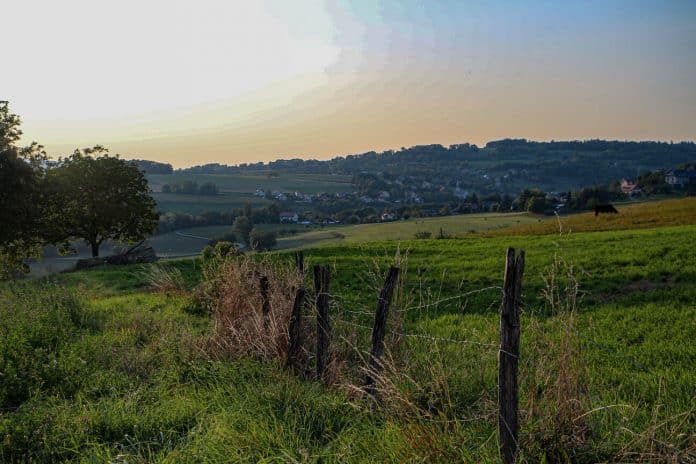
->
[149,212,541,257]
[147,172,354,214]
[3,219,695,462]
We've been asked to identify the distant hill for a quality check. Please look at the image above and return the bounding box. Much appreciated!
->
[175,139,696,194]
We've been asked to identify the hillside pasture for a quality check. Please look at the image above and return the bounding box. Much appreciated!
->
[275,212,539,249]
[3,224,694,462]
[491,197,696,236]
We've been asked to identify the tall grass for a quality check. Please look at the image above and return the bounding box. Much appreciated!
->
[196,255,305,363]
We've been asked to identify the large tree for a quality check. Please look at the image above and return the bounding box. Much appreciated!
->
[46,147,159,257]
[0,102,47,277]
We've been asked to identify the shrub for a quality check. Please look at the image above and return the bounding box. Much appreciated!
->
[414,231,432,239]
[201,241,241,261]
[249,228,277,251]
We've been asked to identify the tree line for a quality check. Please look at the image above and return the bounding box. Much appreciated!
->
[161,180,219,195]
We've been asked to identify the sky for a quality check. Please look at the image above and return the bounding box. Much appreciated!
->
[4,0,696,167]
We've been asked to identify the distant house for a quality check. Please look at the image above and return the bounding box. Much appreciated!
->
[271,191,288,201]
[279,212,299,223]
[620,179,641,196]
[381,212,396,222]
[665,169,696,187]
[254,189,266,197]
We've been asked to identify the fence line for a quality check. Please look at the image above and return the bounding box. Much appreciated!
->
[280,248,524,462]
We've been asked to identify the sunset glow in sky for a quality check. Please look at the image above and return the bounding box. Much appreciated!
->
[4,0,696,167]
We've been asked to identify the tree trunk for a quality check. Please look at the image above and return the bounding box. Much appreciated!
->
[91,241,100,257]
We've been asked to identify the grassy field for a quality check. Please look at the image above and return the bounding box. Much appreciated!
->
[147,172,354,215]
[275,212,538,249]
[3,219,694,462]
[147,212,540,257]
[491,197,696,236]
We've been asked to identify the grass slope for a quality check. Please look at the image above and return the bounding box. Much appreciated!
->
[275,212,539,250]
[2,224,695,462]
[491,197,696,236]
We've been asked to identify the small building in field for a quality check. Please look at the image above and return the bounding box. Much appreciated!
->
[665,169,696,187]
[620,179,642,196]
[279,212,299,223]
[381,212,396,222]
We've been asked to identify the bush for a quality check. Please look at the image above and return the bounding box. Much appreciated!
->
[201,241,241,261]
[414,231,432,239]
[249,228,277,251]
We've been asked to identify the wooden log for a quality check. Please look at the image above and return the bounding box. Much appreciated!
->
[365,266,400,396]
[499,247,525,464]
[314,265,331,379]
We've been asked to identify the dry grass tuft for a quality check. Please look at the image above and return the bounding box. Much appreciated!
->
[197,255,305,364]
[142,263,186,294]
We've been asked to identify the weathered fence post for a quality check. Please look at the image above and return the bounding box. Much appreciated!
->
[295,251,304,274]
[287,254,306,369]
[499,247,525,464]
[365,266,400,396]
[314,265,331,379]
[287,288,306,369]
[260,275,271,330]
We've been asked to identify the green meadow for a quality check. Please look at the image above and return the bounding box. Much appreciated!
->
[2,217,695,462]
[150,212,540,257]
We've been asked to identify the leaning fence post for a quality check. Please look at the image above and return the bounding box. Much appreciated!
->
[365,266,400,396]
[260,275,271,330]
[314,265,331,379]
[499,247,525,464]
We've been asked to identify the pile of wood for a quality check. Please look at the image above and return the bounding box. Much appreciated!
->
[75,242,157,270]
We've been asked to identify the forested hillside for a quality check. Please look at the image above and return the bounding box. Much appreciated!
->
[179,139,696,194]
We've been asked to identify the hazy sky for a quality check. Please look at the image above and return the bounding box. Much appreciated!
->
[5,0,696,167]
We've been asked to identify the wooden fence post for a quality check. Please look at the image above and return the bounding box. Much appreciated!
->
[287,288,306,369]
[365,266,400,396]
[314,265,331,379]
[260,275,270,330]
[295,251,304,274]
[499,247,525,464]
[287,250,306,369]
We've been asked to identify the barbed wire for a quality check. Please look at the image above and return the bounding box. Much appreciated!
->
[333,318,498,349]
[397,286,502,313]
[392,330,498,349]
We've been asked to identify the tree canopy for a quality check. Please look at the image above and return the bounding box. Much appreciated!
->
[45,146,159,257]
[0,102,48,276]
